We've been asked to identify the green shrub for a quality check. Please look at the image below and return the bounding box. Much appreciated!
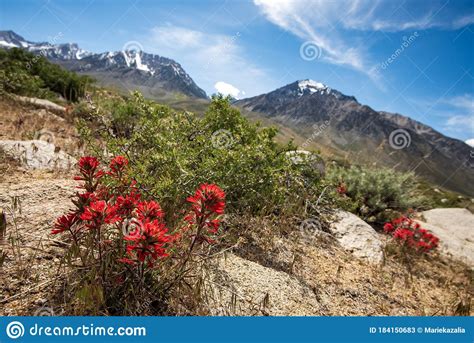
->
[0,48,93,101]
[327,165,427,223]
[82,93,324,217]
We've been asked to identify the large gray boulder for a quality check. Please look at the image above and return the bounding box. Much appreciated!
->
[0,140,75,170]
[329,210,384,264]
[417,208,474,267]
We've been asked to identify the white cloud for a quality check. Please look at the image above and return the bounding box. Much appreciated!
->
[465,138,474,147]
[214,81,243,99]
[253,0,474,80]
[145,24,272,97]
[441,94,474,134]
[446,115,474,128]
[442,94,474,115]
[254,0,370,76]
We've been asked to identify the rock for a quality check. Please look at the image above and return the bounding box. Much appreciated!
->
[329,210,384,264]
[208,253,321,315]
[440,198,448,204]
[14,95,65,114]
[417,208,474,267]
[0,140,75,170]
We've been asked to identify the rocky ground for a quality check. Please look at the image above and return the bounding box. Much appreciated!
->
[0,96,472,316]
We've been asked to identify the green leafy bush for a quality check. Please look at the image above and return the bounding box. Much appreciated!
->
[82,93,324,217]
[327,165,427,223]
[0,48,93,101]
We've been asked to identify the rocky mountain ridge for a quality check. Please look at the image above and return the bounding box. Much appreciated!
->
[0,30,207,99]
[235,80,474,196]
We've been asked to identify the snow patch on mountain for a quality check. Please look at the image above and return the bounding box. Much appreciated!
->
[297,79,330,96]
[0,40,18,48]
[134,52,152,73]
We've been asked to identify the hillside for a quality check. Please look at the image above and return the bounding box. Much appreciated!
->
[0,94,472,316]
[3,30,472,197]
[235,80,474,196]
[0,35,472,318]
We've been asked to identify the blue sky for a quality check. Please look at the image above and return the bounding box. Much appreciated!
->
[1,0,473,143]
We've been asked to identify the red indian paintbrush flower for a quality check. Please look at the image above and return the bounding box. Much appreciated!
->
[75,156,103,180]
[80,200,121,229]
[53,155,228,274]
[184,184,225,244]
[122,219,173,267]
[186,184,225,216]
[383,215,439,253]
[115,192,141,217]
[383,223,394,233]
[109,155,129,177]
[52,212,78,234]
[136,200,164,221]
[336,182,347,195]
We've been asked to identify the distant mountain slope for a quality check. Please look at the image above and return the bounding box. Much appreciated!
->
[235,80,474,196]
[0,30,207,99]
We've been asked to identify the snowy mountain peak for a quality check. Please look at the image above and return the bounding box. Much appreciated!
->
[0,30,207,99]
[121,50,153,74]
[0,30,29,48]
[296,79,331,96]
[298,79,327,91]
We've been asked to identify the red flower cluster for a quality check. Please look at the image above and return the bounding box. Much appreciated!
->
[80,200,121,229]
[121,218,172,267]
[53,155,226,270]
[184,184,225,243]
[384,216,439,253]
